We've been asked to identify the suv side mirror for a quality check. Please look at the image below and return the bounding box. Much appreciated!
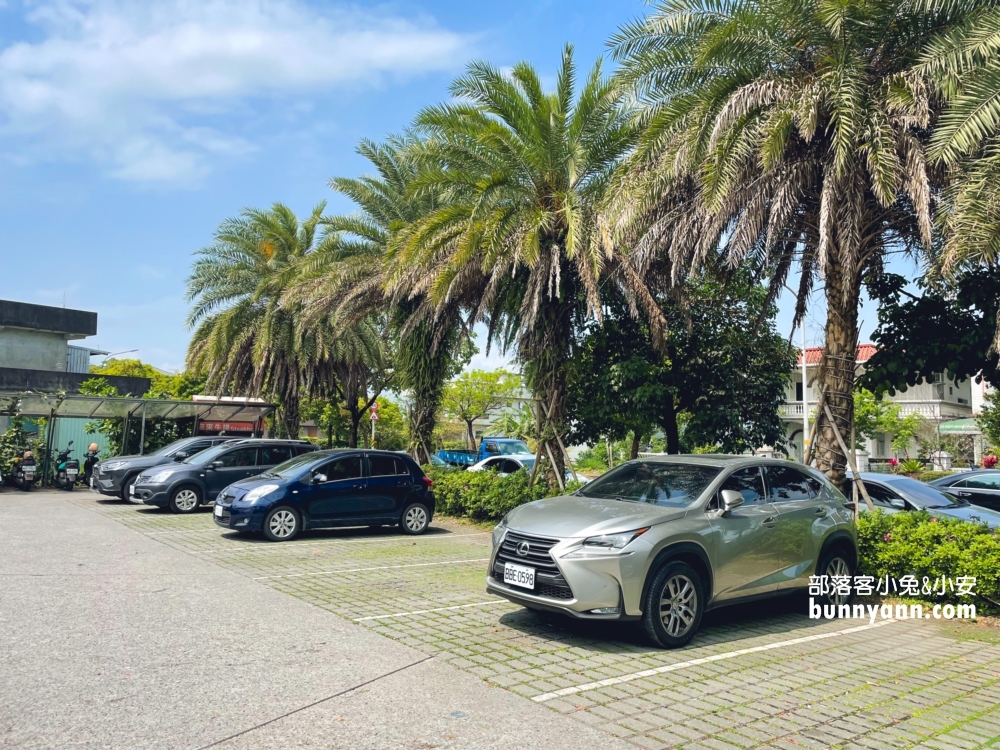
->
[720,489,745,515]
[312,472,327,484]
[210,460,224,469]
[889,497,906,510]
[173,451,189,462]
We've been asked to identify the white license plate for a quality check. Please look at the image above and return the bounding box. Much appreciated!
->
[67,469,78,475]
[503,562,535,590]
[214,504,223,517]
[129,484,136,496]
[90,477,95,488]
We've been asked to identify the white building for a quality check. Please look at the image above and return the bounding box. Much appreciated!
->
[780,345,973,461]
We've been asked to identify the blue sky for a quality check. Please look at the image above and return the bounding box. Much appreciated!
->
[0,0,912,372]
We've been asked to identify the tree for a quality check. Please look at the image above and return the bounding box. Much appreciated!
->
[854,388,925,456]
[89,358,206,399]
[567,277,795,457]
[442,370,519,448]
[392,45,651,484]
[860,270,1000,395]
[186,203,375,439]
[299,400,347,448]
[371,398,408,452]
[283,136,468,462]
[608,0,985,483]
[979,393,1000,449]
[922,6,1000,279]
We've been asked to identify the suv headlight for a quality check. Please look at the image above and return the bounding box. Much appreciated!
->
[491,515,509,548]
[148,470,175,484]
[244,484,280,504]
[103,460,128,471]
[562,527,650,558]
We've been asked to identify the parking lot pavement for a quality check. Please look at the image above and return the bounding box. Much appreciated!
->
[0,491,636,750]
[27,491,1000,749]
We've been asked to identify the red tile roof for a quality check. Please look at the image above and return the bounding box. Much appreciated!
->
[797,344,877,366]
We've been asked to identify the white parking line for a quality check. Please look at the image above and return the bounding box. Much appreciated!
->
[532,619,901,702]
[355,600,510,621]
[253,558,489,580]
[192,531,491,555]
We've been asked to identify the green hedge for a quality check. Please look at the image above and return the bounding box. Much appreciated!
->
[858,511,1000,612]
[917,470,954,483]
[426,467,582,522]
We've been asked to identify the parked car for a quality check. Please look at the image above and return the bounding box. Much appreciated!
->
[212,449,435,542]
[129,439,316,514]
[438,437,532,467]
[91,436,236,500]
[468,453,587,484]
[850,472,1000,528]
[927,470,1000,512]
[487,455,856,648]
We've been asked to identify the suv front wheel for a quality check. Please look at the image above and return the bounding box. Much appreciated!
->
[642,560,705,649]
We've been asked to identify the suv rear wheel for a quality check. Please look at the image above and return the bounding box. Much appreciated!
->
[642,560,705,649]
[816,547,855,607]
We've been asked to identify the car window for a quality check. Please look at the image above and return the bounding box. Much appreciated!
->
[267,452,324,478]
[502,459,523,474]
[497,440,531,455]
[370,455,409,477]
[218,448,258,468]
[260,446,294,466]
[719,467,767,504]
[186,442,212,454]
[294,445,316,455]
[861,482,902,509]
[153,439,189,457]
[317,456,363,482]
[889,478,967,508]
[965,474,1000,490]
[578,462,720,507]
[765,465,817,502]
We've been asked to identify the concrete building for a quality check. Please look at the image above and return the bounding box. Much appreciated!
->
[0,299,148,395]
[780,344,974,461]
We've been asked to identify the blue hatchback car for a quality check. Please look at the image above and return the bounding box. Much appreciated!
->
[212,449,435,542]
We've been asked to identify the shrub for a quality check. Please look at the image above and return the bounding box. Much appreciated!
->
[917,470,954,483]
[426,467,581,522]
[857,511,1000,613]
[897,458,925,474]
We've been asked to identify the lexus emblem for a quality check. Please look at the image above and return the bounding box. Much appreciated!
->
[516,541,530,557]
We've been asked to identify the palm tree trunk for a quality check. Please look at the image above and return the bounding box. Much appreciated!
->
[814,255,860,486]
[280,392,300,440]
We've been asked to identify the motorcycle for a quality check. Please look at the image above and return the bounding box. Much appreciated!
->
[11,450,37,491]
[83,443,100,486]
[53,441,80,491]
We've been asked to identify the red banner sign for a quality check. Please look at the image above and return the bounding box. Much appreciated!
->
[199,421,256,432]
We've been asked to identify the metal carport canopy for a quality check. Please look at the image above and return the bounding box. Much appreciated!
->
[0,393,277,422]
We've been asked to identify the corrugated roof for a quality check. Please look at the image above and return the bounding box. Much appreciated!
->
[797,344,877,366]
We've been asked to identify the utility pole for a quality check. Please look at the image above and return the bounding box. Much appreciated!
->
[801,317,809,463]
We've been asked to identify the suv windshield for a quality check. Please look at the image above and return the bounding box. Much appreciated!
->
[153,439,189,457]
[496,441,531,455]
[263,452,322,478]
[579,462,720,507]
[184,443,234,466]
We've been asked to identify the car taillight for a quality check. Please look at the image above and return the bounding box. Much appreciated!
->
[422,476,433,488]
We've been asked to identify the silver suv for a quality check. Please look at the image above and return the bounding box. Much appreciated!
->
[487,456,856,648]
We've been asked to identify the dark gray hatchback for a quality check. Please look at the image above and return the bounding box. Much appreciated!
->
[91,436,236,500]
[129,439,317,514]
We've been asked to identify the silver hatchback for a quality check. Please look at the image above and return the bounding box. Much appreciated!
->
[487,455,856,648]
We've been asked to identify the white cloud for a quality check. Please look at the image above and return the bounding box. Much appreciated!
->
[0,0,471,184]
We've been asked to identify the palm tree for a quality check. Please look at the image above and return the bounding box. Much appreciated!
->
[608,0,985,484]
[923,6,1000,279]
[284,136,465,460]
[390,45,649,482]
[186,203,355,438]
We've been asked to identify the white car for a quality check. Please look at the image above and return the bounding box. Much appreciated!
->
[467,453,588,483]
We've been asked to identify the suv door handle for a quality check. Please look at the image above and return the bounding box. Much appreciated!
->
[815,507,828,517]
[762,517,777,527]
[353,483,365,489]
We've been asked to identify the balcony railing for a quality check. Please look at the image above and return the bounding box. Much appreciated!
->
[780,400,972,420]
[780,403,805,417]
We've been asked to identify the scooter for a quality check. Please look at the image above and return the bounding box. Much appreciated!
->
[12,450,38,491]
[53,441,80,491]
[83,443,100,486]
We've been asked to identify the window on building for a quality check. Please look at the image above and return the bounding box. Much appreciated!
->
[795,381,803,401]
